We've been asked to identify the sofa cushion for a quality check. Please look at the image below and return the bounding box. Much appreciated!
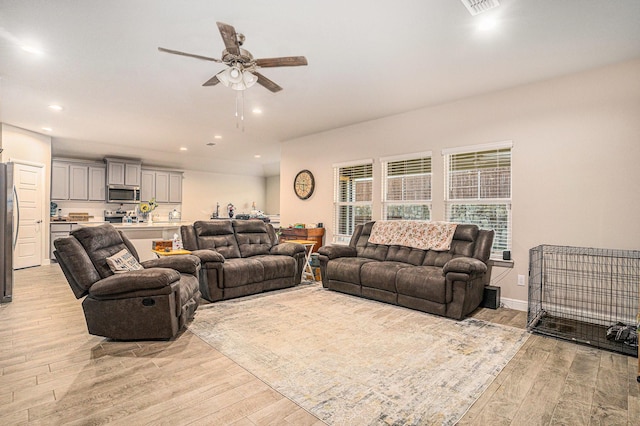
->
[194,221,241,259]
[222,258,265,288]
[423,251,454,267]
[354,222,389,261]
[233,220,272,257]
[106,249,144,274]
[326,257,377,284]
[253,255,296,280]
[361,261,412,292]
[385,246,426,265]
[396,266,451,304]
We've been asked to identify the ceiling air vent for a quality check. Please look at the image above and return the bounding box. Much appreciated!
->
[460,0,500,16]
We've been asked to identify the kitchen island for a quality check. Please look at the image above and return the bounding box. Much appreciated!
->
[77,221,192,261]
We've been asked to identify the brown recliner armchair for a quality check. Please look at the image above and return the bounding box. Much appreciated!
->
[53,224,201,340]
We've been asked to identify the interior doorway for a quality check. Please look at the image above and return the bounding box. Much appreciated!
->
[12,161,44,269]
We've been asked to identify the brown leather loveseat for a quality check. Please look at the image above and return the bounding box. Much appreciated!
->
[318,221,494,320]
[181,220,306,302]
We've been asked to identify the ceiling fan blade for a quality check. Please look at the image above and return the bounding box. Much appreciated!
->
[202,74,222,86]
[158,47,222,62]
[255,56,308,68]
[255,72,283,93]
[216,22,240,55]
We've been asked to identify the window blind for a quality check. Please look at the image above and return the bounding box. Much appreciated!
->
[444,146,512,256]
[333,162,373,243]
[382,155,432,220]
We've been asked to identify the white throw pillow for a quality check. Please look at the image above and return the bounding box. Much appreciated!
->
[106,249,144,274]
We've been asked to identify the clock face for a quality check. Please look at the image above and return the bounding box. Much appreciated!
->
[294,170,315,200]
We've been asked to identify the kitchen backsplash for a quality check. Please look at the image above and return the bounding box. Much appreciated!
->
[53,201,181,222]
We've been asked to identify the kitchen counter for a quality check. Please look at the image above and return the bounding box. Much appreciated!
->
[78,221,190,230]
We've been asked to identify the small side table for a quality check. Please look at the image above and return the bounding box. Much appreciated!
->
[286,239,316,282]
[151,249,192,257]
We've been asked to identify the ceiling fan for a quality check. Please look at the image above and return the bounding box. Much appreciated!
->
[158,21,308,93]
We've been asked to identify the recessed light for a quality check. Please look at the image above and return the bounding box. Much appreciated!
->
[179,147,188,151]
[252,108,262,114]
[20,45,43,55]
[254,154,261,158]
[48,104,63,111]
[206,142,216,147]
[477,16,498,31]
[214,135,222,139]
[42,127,52,132]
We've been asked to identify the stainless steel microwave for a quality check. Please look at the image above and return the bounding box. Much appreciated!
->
[107,185,140,203]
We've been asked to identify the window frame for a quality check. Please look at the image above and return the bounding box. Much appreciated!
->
[381,151,432,221]
[443,141,513,257]
[332,159,374,243]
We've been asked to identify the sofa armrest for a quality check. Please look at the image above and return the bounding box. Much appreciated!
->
[317,244,357,260]
[270,242,305,257]
[140,255,201,275]
[89,268,180,297]
[443,257,488,281]
[189,249,225,264]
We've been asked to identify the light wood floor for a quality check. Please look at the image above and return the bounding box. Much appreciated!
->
[0,265,638,425]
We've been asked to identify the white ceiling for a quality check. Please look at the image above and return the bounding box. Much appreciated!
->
[1,0,639,176]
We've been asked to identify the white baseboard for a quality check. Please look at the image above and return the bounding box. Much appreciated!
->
[501,297,527,312]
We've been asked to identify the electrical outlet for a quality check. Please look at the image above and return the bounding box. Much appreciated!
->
[517,275,525,286]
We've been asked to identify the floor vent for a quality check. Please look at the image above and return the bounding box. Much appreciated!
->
[460,0,500,16]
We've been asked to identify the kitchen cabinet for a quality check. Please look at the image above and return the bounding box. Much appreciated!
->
[52,160,105,201]
[140,169,155,202]
[106,158,141,187]
[155,171,169,202]
[140,168,183,203]
[169,173,182,203]
[69,164,88,200]
[88,165,106,201]
[51,161,70,200]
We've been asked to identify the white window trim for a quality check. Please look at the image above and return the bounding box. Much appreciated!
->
[380,153,432,221]
[333,161,373,243]
[443,142,513,257]
[442,140,513,156]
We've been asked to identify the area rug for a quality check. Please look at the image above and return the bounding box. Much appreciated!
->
[188,284,529,425]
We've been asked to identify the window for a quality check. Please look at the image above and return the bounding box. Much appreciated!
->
[381,152,432,220]
[444,142,512,256]
[333,160,373,243]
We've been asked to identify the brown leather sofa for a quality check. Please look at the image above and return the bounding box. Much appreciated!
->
[54,224,201,340]
[181,220,306,302]
[318,222,494,320]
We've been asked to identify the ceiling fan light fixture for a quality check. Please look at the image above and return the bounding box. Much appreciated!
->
[217,66,257,91]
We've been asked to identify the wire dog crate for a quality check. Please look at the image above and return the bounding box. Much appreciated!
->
[527,244,639,356]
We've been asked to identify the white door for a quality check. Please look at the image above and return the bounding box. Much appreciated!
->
[13,162,44,269]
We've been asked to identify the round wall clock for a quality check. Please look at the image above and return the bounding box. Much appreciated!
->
[294,169,315,200]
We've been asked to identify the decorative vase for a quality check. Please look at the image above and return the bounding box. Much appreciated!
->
[147,215,153,225]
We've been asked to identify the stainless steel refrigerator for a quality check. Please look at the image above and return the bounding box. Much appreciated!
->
[0,162,14,303]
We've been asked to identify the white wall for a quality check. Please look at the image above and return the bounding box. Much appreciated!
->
[265,175,280,215]
[280,59,640,304]
[180,169,266,222]
[1,123,52,265]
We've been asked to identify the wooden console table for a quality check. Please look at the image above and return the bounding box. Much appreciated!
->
[279,228,325,253]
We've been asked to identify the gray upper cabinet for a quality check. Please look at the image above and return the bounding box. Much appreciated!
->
[106,158,141,187]
[69,164,88,200]
[88,165,106,201]
[140,169,155,202]
[51,161,70,200]
[140,168,182,203]
[169,173,182,203]
[125,163,141,186]
[52,160,106,201]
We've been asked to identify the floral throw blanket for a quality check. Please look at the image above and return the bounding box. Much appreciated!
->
[368,220,458,251]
